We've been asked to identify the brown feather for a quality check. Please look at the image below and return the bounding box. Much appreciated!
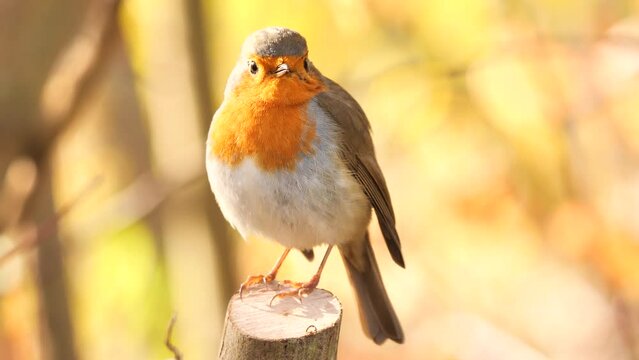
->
[339,234,404,343]
[316,76,405,268]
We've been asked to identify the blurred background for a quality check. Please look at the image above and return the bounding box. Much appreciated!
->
[1,0,639,359]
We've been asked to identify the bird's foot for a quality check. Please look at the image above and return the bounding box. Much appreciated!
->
[269,274,320,306]
[239,273,276,300]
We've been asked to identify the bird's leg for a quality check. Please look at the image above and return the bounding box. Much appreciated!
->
[270,245,333,306]
[239,248,291,299]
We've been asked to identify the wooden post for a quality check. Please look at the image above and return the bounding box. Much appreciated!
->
[219,282,342,360]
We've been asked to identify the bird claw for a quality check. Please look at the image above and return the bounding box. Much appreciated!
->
[269,275,319,306]
[239,273,275,300]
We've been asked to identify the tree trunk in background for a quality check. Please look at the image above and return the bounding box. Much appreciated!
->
[17,1,121,358]
[183,0,236,299]
[122,0,234,358]
[27,162,78,360]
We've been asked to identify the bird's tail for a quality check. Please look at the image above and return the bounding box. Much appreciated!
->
[339,233,404,344]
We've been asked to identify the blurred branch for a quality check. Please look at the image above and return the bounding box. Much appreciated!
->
[165,313,183,360]
[0,177,101,267]
[32,0,122,162]
[0,157,37,231]
[73,168,203,241]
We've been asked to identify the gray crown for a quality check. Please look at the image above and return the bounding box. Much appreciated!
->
[241,27,308,58]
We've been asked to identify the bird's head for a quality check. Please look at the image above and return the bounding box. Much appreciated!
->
[225,27,326,106]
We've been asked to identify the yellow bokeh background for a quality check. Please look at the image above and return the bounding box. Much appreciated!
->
[1,0,639,359]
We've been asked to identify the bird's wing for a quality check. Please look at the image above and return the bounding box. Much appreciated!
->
[316,76,405,268]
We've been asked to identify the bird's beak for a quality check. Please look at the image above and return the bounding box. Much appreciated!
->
[274,63,289,77]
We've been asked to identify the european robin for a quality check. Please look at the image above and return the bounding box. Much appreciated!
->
[206,27,404,344]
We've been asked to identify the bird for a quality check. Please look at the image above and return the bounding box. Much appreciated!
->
[206,27,405,344]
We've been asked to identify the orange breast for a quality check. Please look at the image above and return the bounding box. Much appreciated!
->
[209,98,316,171]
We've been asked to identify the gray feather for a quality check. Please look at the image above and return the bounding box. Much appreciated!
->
[241,27,307,58]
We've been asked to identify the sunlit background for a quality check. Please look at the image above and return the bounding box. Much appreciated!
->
[2,0,639,359]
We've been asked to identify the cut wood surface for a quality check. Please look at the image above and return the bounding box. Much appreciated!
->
[219,282,342,360]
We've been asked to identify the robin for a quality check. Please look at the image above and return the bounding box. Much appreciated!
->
[206,27,404,344]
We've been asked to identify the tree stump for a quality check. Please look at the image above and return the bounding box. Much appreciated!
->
[219,282,342,360]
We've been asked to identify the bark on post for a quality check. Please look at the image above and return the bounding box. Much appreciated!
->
[219,283,342,360]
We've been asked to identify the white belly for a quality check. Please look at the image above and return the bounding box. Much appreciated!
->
[206,100,371,249]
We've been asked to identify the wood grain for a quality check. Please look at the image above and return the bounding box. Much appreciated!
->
[219,282,342,360]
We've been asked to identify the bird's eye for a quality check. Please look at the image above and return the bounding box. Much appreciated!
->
[303,58,309,72]
[248,60,259,74]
